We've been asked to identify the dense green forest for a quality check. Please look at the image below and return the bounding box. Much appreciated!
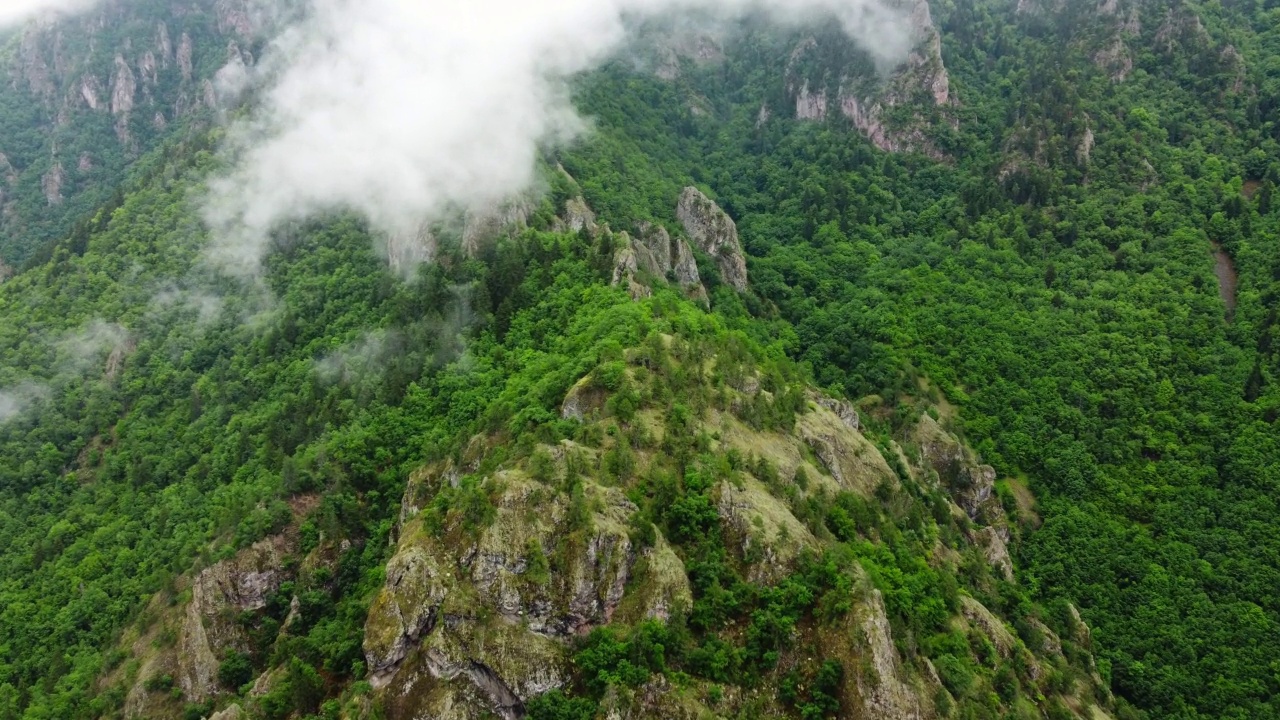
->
[0,0,260,268]
[1,0,1279,719]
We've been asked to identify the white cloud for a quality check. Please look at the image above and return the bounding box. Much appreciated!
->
[0,0,100,27]
[204,0,916,276]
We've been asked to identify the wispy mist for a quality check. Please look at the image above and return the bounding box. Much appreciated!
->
[0,382,48,423]
[0,0,99,27]
[0,320,132,425]
[204,0,916,276]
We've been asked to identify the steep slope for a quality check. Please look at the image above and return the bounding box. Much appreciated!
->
[101,283,1115,720]
[0,2,1278,720]
[0,0,267,267]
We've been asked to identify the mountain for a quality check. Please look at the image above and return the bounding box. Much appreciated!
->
[0,0,269,268]
[0,1,1278,720]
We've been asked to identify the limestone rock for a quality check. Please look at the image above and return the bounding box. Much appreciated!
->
[911,414,1001,524]
[178,534,294,702]
[563,197,597,235]
[611,223,707,302]
[42,162,64,205]
[960,596,1017,658]
[462,198,533,256]
[364,541,452,684]
[178,32,194,82]
[716,477,819,583]
[852,587,928,719]
[797,402,897,496]
[207,704,246,720]
[676,187,749,292]
[385,223,437,278]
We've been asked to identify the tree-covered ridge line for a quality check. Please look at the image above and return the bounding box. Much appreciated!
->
[553,3,1280,716]
[0,0,1276,719]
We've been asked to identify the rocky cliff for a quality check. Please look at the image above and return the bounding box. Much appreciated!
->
[675,187,750,293]
[0,0,263,264]
[97,320,1113,720]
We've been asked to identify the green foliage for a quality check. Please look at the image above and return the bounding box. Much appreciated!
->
[218,650,254,690]
[525,690,597,720]
[2,4,1280,719]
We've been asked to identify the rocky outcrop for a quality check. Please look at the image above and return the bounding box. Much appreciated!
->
[41,162,64,205]
[911,414,1000,524]
[717,477,820,583]
[178,534,294,702]
[562,196,597,236]
[853,588,928,719]
[676,187,749,292]
[178,32,195,82]
[611,222,708,302]
[798,403,897,496]
[366,458,688,718]
[779,0,954,157]
[0,1,272,264]
[795,82,828,121]
[110,54,137,143]
[215,0,259,37]
[207,704,247,720]
[385,224,437,277]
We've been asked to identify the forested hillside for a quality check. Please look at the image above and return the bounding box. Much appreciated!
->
[0,1,1278,720]
[0,0,270,268]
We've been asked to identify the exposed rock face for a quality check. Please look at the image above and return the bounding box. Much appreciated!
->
[798,403,897,496]
[366,463,685,719]
[207,704,246,720]
[777,0,954,156]
[795,82,828,121]
[79,74,103,110]
[854,588,927,719]
[611,222,707,301]
[0,1,269,264]
[178,32,194,81]
[960,596,1017,658]
[911,414,1000,524]
[462,198,533,256]
[110,54,137,142]
[562,196,597,235]
[813,394,860,431]
[717,477,820,583]
[178,534,294,702]
[384,224,437,278]
[215,0,259,37]
[676,187,749,292]
[41,162,64,205]
[1077,123,1096,165]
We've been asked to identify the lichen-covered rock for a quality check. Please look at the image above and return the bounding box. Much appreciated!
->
[812,393,860,431]
[972,525,1015,581]
[911,414,1002,525]
[207,703,247,720]
[676,187,749,292]
[716,477,819,582]
[178,534,294,702]
[614,222,707,302]
[364,540,453,685]
[563,196,598,235]
[851,588,929,719]
[462,198,533,256]
[633,222,673,278]
[366,471,651,718]
[797,403,897,496]
[959,596,1017,658]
